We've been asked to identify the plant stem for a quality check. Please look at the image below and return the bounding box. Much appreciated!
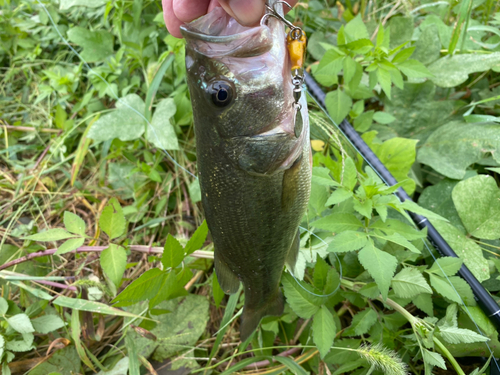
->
[434,337,466,375]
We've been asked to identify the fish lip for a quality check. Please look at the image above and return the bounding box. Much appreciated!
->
[180,24,267,44]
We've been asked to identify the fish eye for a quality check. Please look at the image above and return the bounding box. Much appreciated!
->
[209,81,233,107]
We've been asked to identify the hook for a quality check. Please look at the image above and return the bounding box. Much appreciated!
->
[261,1,303,39]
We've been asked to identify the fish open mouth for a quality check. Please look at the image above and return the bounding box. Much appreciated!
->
[180,6,277,58]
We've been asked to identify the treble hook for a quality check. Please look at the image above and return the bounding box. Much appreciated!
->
[260,1,303,39]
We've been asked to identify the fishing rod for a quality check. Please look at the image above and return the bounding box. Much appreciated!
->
[304,72,500,331]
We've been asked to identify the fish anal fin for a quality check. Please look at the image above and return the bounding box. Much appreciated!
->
[214,252,240,295]
[286,229,300,273]
[240,291,284,341]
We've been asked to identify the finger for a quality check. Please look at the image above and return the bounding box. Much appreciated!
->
[163,0,184,38]
[172,0,210,22]
[218,0,299,26]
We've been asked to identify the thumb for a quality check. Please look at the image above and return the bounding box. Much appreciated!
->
[217,0,266,26]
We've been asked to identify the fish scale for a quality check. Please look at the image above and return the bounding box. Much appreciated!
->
[181,0,311,340]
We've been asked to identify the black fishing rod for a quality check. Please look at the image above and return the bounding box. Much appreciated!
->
[304,72,500,331]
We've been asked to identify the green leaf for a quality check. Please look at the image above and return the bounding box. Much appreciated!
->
[67,27,113,62]
[464,114,500,123]
[312,167,341,187]
[55,237,85,255]
[418,179,464,229]
[7,314,34,334]
[100,244,127,287]
[212,273,225,308]
[282,273,322,319]
[112,268,165,306]
[388,17,413,49]
[146,98,178,150]
[342,157,357,191]
[373,111,396,124]
[429,274,462,303]
[6,332,34,352]
[397,200,448,222]
[432,221,489,283]
[88,94,146,142]
[397,59,432,78]
[0,334,4,361]
[344,308,378,336]
[413,24,441,65]
[325,189,353,206]
[184,220,208,255]
[452,175,500,240]
[353,110,374,132]
[99,198,126,240]
[392,47,415,63]
[31,315,65,334]
[23,228,76,242]
[413,294,434,316]
[428,257,463,277]
[313,255,329,291]
[63,211,86,236]
[376,233,421,254]
[272,356,309,375]
[162,234,185,269]
[328,231,367,253]
[358,241,398,299]
[418,121,500,179]
[439,327,489,344]
[312,306,336,359]
[428,52,500,88]
[325,90,353,125]
[188,179,202,203]
[392,267,432,298]
[353,198,372,218]
[422,349,446,370]
[370,219,425,241]
[344,15,369,41]
[312,213,362,233]
[0,297,9,315]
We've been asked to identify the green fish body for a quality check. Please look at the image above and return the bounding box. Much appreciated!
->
[181,2,311,340]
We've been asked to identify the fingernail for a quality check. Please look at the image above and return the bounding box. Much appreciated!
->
[227,0,265,25]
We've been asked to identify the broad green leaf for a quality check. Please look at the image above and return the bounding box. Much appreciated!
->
[325,90,353,125]
[149,271,178,308]
[128,294,209,361]
[397,59,432,78]
[5,332,34,352]
[185,220,208,255]
[344,15,369,41]
[375,232,420,254]
[100,244,127,287]
[282,273,322,319]
[428,52,500,88]
[377,67,392,98]
[413,24,441,65]
[362,132,417,194]
[146,98,178,150]
[343,308,378,336]
[464,114,500,123]
[413,294,433,316]
[312,213,362,233]
[328,231,367,252]
[325,189,352,206]
[384,81,457,143]
[439,327,489,344]
[418,121,500,179]
[312,167,341,187]
[0,334,4,360]
[392,47,415,64]
[422,349,446,370]
[428,257,463,277]
[392,267,432,298]
[312,306,336,358]
[448,275,476,306]
[112,268,164,306]
[212,273,225,308]
[353,198,372,218]
[314,50,343,86]
[60,0,107,9]
[162,234,185,269]
[429,274,461,303]
[418,179,464,229]
[88,94,146,142]
[96,357,129,375]
[63,211,86,236]
[342,157,357,191]
[67,27,113,62]
[397,200,448,222]
[358,242,397,299]
[432,221,489,283]
[31,315,65,334]
[273,356,309,375]
[23,228,76,242]
[0,297,8,315]
[388,16,413,49]
[353,110,374,132]
[55,237,85,255]
[452,175,500,240]
[370,219,425,241]
[99,198,126,240]
[7,314,34,334]
[373,111,396,124]
[313,255,329,291]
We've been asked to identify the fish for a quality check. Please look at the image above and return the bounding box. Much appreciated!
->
[180,0,311,340]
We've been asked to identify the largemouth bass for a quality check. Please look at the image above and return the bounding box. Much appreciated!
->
[181,1,311,340]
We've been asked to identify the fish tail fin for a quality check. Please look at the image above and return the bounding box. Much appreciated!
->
[240,291,284,341]
[285,229,300,274]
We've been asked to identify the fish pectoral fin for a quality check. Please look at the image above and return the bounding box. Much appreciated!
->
[214,252,240,295]
[285,229,300,274]
[240,291,284,341]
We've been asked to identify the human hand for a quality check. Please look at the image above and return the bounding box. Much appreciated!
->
[162,0,298,38]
